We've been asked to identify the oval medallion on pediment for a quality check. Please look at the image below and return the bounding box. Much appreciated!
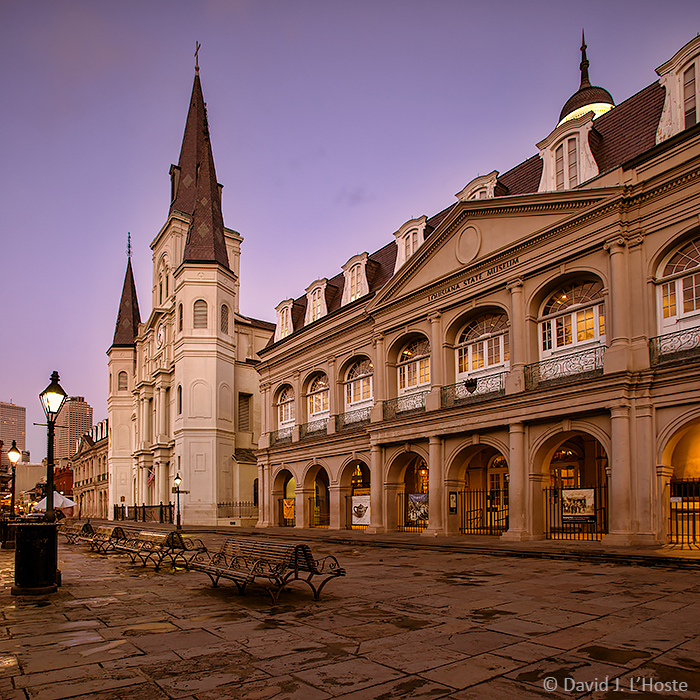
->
[456,225,481,264]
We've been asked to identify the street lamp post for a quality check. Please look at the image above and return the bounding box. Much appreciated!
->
[173,473,182,530]
[39,371,67,523]
[7,441,21,517]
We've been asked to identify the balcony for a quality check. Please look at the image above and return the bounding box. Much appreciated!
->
[441,372,507,409]
[270,427,292,446]
[383,391,428,421]
[650,327,700,367]
[300,417,329,440]
[336,406,372,432]
[525,346,605,390]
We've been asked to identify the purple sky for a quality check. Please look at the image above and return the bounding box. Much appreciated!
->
[2,0,699,461]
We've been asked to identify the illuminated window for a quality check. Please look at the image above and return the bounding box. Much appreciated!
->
[277,387,295,427]
[307,374,330,416]
[659,237,700,330]
[309,288,323,322]
[540,281,605,357]
[456,313,510,377]
[277,306,292,339]
[398,339,430,394]
[345,360,373,407]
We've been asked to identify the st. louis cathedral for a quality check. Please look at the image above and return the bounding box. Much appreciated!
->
[107,58,274,525]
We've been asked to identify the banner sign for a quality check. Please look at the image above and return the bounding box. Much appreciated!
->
[562,488,595,522]
[351,495,371,526]
[283,498,295,520]
[407,493,429,521]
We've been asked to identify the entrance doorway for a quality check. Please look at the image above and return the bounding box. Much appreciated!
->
[398,455,429,532]
[543,436,608,540]
[346,462,370,530]
[460,454,509,535]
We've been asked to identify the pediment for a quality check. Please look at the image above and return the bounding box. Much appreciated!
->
[368,192,608,311]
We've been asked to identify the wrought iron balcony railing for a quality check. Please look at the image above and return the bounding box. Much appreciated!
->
[383,391,428,421]
[300,417,329,440]
[525,345,605,390]
[336,406,372,432]
[441,372,507,409]
[271,427,293,446]
[650,327,700,366]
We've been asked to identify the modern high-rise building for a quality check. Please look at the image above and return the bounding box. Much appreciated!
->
[55,397,93,462]
[0,401,26,488]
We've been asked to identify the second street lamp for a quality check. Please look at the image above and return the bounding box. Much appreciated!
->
[173,473,182,530]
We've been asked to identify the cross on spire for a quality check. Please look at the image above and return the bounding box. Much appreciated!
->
[127,232,132,259]
[195,41,201,73]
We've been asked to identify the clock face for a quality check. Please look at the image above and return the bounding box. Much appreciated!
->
[157,326,164,347]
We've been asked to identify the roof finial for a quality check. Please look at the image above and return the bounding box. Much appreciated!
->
[579,29,591,88]
[127,232,132,259]
[195,41,201,74]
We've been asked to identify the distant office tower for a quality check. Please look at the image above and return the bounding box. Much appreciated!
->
[0,401,26,471]
[55,397,93,460]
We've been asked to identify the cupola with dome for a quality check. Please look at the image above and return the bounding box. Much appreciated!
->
[558,31,615,125]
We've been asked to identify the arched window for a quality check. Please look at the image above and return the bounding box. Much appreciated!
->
[345,360,373,407]
[309,288,323,322]
[278,306,291,339]
[539,280,605,358]
[456,313,510,377]
[117,371,128,392]
[348,265,362,302]
[398,339,430,394]
[220,304,229,334]
[277,386,295,427]
[193,300,207,329]
[178,303,183,332]
[308,374,330,416]
[658,237,700,333]
[555,137,578,190]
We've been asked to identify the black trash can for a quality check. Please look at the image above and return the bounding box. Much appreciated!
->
[11,522,59,595]
[1,519,17,549]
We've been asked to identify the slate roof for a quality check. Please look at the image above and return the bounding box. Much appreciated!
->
[111,257,141,348]
[181,69,230,268]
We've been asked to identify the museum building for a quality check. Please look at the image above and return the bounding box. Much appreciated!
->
[254,34,700,545]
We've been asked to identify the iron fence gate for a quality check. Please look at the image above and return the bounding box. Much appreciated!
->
[543,484,607,540]
[459,488,509,535]
[309,497,330,528]
[669,479,700,547]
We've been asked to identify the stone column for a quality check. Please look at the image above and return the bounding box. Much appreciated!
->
[365,444,385,533]
[329,484,342,529]
[656,464,674,544]
[603,404,634,545]
[506,279,525,394]
[424,436,445,536]
[501,422,528,540]
[371,335,385,423]
[604,237,631,373]
[426,314,443,412]
[256,461,268,527]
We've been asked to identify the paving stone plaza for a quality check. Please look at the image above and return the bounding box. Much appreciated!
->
[2,530,700,699]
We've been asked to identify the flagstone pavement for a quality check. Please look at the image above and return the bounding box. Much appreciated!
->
[2,532,700,699]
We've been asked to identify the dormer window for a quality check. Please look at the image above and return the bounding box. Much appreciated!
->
[304,280,328,325]
[555,137,578,190]
[310,289,323,321]
[393,216,428,273]
[537,115,597,192]
[275,301,293,342]
[684,63,697,129]
[341,253,371,306]
[456,171,500,202]
[656,35,700,142]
